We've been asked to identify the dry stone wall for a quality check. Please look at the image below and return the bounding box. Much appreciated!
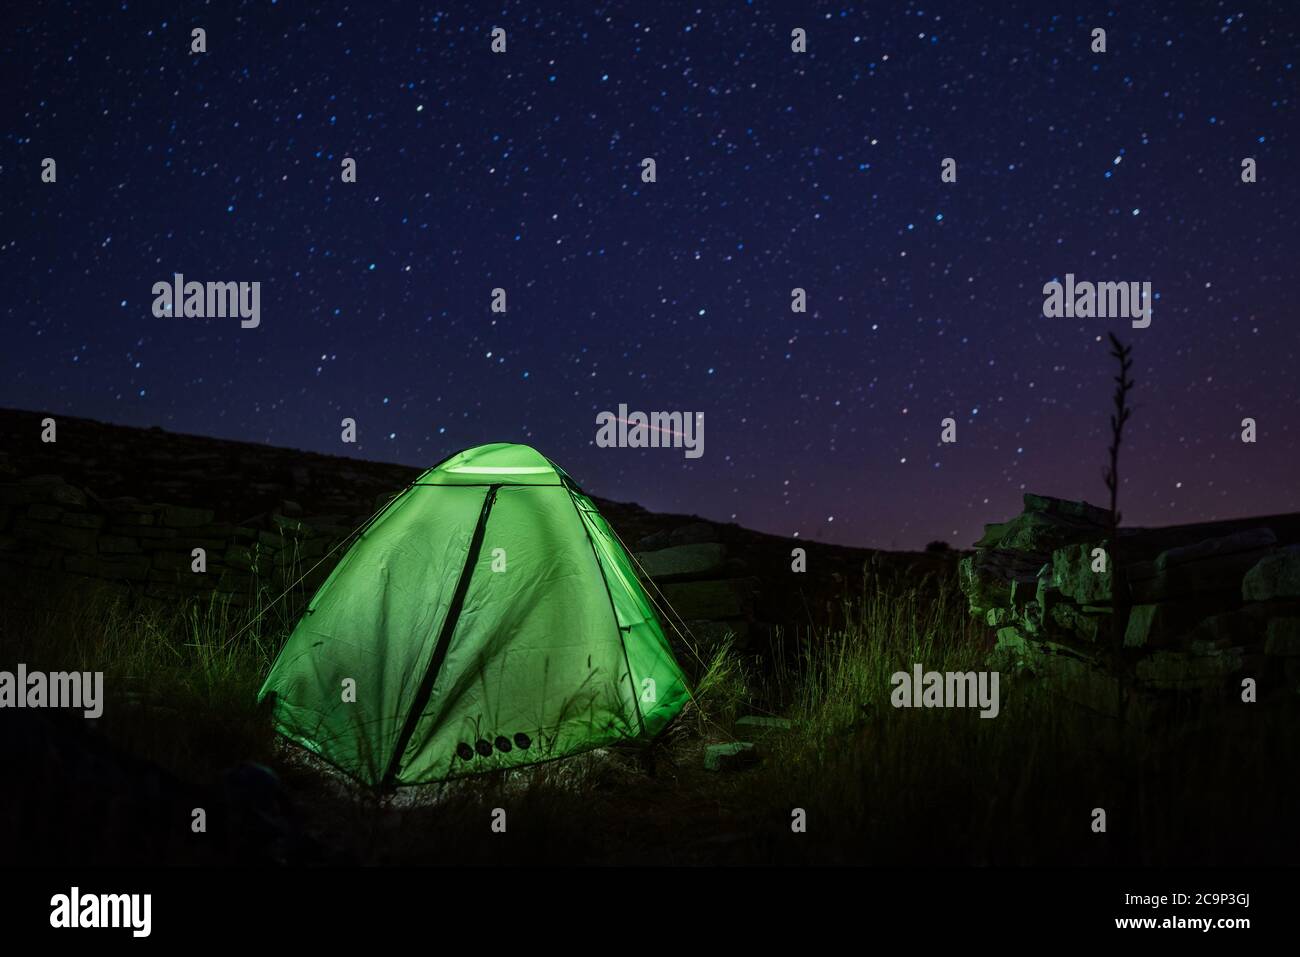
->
[0,410,895,642]
[0,474,373,611]
[0,472,786,653]
[961,493,1300,717]
[632,528,763,650]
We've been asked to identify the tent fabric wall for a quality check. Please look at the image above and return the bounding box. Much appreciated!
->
[259,444,690,788]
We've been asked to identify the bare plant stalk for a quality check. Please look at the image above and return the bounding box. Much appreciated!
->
[1103,333,1134,538]
[1102,333,1135,703]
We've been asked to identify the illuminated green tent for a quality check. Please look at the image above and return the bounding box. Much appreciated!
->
[259,443,690,788]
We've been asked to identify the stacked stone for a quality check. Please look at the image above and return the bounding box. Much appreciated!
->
[0,474,779,644]
[634,521,762,650]
[961,492,1300,716]
[0,474,360,610]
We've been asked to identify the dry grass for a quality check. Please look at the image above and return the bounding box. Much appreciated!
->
[1,564,1297,866]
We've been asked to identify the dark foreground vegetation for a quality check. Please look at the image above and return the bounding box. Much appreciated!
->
[2,559,1296,868]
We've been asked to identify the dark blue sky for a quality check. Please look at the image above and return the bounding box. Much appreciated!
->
[4,1,1297,548]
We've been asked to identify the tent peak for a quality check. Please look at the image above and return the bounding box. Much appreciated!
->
[418,442,565,486]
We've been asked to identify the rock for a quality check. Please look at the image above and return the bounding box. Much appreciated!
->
[107,509,157,527]
[28,504,64,523]
[1129,529,1278,603]
[975,548,1044,581]
[1038,652,1122,717]
[991,635,1119,716]
[966,497,1300,710]
[995,626,1028,652]
[973,497,1109,563]
[989,626,1037,672]
[1242,545,1300,602]
[735,716,793,737]
[152,551,201,572]
[1021,601,1043,635]
[162,505,216,528]
[115,524,177,540]
[29,546,64,569]
[98,536,141,554]
[959,555,1011,616]
[0,485,47,506]
[13,518,99,552]
[1039,636,1103,663]
[140,536,218,553]
[49,484,88,509]
[1034,561,1054,601]
[1189,605,1277,647]
[306,523,352,540]
[973,521,1010,548]
[1052,542,1113,604]
[1050,602,1107,644]
[224,545,264,571]
[633,543,726,581]
[1156,528,1277,570]
[190,523,235,539]
[661,579,755,620]
[61,512,105,529]
[273,514,309,535]
[994,510,1099,554]
[63,553,151,581]
[274,545,309,569]
[704,742,759,772]
[1154,530,1274,566]
[1010,578,1039,613]
[1265,618,1300,656]
[1137,649,1245,690]
[1124,598,1228,649]
[217,569,254,591]
[1022,493,1110,526]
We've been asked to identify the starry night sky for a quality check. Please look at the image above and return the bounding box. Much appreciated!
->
[4,1,1297,549]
